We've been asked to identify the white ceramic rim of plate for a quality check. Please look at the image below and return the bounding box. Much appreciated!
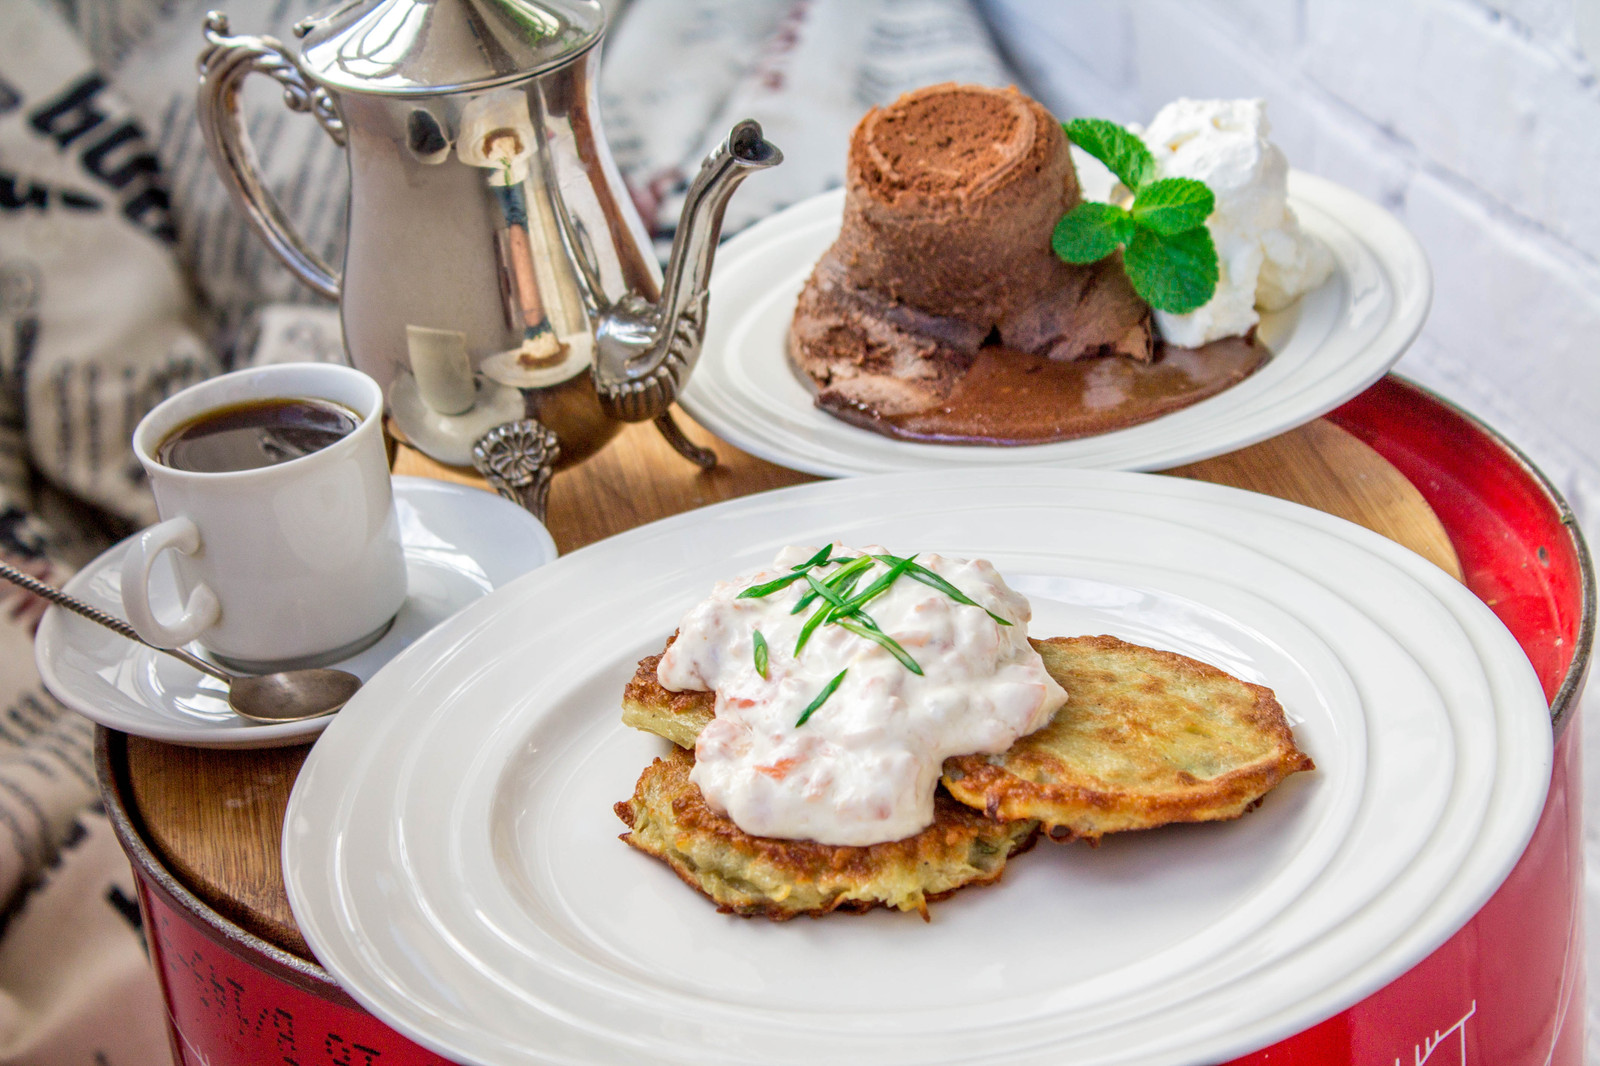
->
[33,477,557,748]
[678,172,1431,476]
[283,470,1548,1066]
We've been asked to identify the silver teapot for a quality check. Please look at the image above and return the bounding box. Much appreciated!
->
[196,0,780,517]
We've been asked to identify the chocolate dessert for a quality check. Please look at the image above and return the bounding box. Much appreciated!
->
[789,84,1266,443]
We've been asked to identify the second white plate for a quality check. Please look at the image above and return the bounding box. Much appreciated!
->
[681,173,1431,476]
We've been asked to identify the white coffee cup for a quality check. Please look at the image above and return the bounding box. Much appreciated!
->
[123,362,408,671]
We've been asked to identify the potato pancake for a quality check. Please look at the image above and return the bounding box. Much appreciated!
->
[614,747,1039,920]
[620,648,712,749]
[942,635,1314,841]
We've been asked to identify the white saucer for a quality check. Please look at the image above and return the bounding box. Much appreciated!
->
[35,477,558,749]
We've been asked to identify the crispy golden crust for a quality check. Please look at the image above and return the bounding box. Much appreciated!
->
[614,747,1039,920]
[620,649,713,749]
[942,636,1314,841]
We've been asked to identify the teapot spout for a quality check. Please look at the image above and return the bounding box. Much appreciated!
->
[594,120,781,423]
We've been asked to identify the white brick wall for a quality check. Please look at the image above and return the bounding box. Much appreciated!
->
[1304,0,1600,252]
[979,0,1600,1054]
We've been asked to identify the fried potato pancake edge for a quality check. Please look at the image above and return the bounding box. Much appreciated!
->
[942,635,1315,841]
[614,748,1039,920]
[621,649,712,749]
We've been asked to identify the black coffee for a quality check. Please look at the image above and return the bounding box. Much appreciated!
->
[156,397,360,473]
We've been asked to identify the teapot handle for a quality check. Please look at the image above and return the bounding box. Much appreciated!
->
[196,12,343,300]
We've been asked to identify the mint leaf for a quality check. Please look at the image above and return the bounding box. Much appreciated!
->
[1123,226,1219,315]
[1065,118,1154,191]
[1051,202,1131,264]
[1058,117,1222,316]
[1131,178,1215,235]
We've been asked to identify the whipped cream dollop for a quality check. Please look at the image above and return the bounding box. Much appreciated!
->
[658,546,1066,846]
[1141,99,1333,346]
[1076,98,1333,348]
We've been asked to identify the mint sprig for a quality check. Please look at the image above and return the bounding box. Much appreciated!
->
[1057,118,1220,316]
[1131,177,1215,234]
[1124,227,1219,318]
[1051,201,1131,264]
[1064,118,1154,190]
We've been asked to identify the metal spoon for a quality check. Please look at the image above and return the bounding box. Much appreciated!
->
[2,561,361,723]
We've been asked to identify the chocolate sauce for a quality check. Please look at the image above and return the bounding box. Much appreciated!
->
[816,338,1267,445]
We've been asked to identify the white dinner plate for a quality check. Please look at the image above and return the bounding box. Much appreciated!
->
[679,173,1431,476]
[35,477,557,748]
[283,471,1548,1065]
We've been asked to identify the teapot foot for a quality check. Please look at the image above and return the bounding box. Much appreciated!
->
[655,412,717,470]
[472,419,561,522]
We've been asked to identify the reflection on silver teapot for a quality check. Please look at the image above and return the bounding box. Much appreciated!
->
[196,0,780,517]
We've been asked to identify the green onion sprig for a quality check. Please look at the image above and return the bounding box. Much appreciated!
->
[791,555,875,615]
[835,617,923,675]
[793,559,918,668]
[736,545,840,601]
[836,553,918,616]
[752,630,769,678]
[796,669,848,727]
[870,554,1013,626]
[737,569,809,600]
[794,569,866,656]
[791,544,833,571]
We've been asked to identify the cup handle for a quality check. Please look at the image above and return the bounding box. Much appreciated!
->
[120,517,222,649]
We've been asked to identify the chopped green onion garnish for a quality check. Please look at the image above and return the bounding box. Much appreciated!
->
[794,561,874,655]
[739,546,842,600]
[836,553,917,616]
[791,544,833,571]
[748,548,1010,685]
[752,630,768,678]
[795,669,847,727]
[828,555,878,585]
[802,572,851,611]
[871,554,1013,626]
[793,596,834,656]
[834,618,922,675]
[737,570,808,600]
[791,554,876,614]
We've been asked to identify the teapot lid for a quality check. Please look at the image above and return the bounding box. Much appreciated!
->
[295,0,604,95]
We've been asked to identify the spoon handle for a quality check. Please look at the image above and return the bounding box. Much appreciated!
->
[0,560,236,683]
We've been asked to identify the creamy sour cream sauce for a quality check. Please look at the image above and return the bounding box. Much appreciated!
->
[657,546,1067,845]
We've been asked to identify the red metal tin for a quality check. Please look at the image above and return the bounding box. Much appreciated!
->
[97,731,455,1065]
[1224,376,1594,1064]
[96,375,1592,1065]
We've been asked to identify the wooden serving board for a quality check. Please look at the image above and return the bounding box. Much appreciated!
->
[120,410,1461,960]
